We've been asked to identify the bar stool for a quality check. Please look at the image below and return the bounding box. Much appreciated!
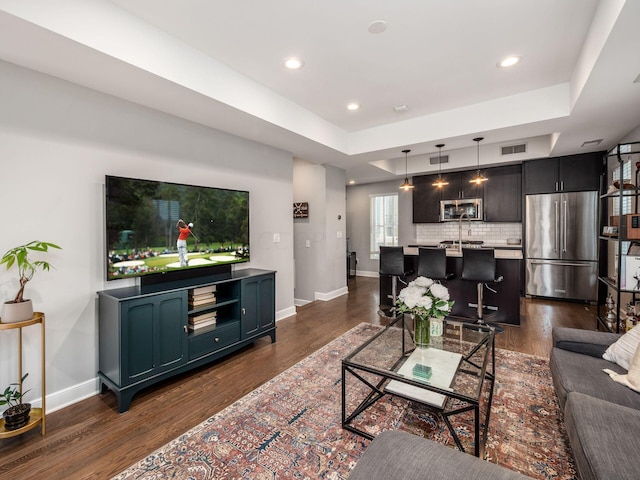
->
[461,248,504,333]
[417,247,455,282]
[378,246,407,318]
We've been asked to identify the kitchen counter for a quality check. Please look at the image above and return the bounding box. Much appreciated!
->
[405,245,522,259]
[380,245,522,325]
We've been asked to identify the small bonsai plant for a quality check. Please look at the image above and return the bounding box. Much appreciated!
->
[1,373,31,430]
[1,241,61,304]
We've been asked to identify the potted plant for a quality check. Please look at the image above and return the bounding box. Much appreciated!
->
[0,373,31,431]
[1,240,61,323]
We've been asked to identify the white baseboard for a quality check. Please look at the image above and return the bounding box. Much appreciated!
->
[36,305,303,413]
[276,306,297,321]
[357,270,379,278]
[315,286,348,301]
[293,298,312,307]
[34,377,100,414]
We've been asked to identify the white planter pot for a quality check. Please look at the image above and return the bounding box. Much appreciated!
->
[1,299,34,323]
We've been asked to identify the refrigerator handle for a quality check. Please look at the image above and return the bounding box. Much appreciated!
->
[554,200,559,253]
[563,200,568,252]
[529,260,594,267]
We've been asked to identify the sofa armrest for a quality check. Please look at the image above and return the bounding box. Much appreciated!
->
[564,392,640,480]
[348,431,530,480]
[552,327,620,357]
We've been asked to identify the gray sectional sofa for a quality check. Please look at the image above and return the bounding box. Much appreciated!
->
[348,430,530,480]
[550,326,640,480]
[349,327,640,480]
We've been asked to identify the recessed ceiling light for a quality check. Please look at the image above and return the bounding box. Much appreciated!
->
[497,56,521,68]
[347,103,360,111]
[393,104,409,113]
[348,180,356,185]
[368,20,387,34]
[284,57,304,70]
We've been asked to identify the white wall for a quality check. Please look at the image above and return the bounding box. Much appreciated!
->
[345,180,414,276]
[323,165,347,296]
[293,160,346,303]
[0,60,295,412]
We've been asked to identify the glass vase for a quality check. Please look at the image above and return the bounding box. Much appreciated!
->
[414,314,430,347]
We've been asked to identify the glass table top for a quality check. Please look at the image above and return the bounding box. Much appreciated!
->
[343,316,494,405]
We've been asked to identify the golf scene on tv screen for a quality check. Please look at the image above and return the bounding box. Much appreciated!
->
[105,175,249,280]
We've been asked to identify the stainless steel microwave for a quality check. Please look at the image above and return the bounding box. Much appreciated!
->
[440,198,483,221]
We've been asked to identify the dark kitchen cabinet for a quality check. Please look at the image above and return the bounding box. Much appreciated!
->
[524,152,604,194]
[412,174,442,223]
[440,171,484,200]
[483,164,522,222]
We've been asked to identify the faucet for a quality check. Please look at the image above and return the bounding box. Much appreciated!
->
[458,213,471,249]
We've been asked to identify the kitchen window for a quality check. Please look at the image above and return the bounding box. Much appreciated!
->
[370,193,398,259]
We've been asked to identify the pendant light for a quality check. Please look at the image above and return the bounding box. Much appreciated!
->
[399,149,414,191]
[470,137,488,185]
[432,143,449,188]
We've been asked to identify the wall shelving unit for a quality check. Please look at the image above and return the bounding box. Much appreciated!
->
[598,141,640,333]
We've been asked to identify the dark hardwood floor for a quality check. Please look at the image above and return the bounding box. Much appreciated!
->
[0,276,596,479]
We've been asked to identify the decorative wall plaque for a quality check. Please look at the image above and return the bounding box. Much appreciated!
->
[293,202,309,218]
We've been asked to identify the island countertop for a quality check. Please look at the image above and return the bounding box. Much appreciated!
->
[405,245,522,259]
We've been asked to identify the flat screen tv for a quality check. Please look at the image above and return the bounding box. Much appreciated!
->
[105,175,249,282]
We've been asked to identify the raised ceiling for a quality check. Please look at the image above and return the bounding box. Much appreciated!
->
[0,0,639,184]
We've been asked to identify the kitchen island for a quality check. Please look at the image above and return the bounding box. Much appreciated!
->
[379,245,522,325]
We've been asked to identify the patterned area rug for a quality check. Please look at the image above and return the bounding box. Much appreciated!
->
[114,323,577,480]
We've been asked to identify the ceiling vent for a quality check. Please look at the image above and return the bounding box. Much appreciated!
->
[581,139,602,147]
[430,155,449,165]
[501,143,527,155]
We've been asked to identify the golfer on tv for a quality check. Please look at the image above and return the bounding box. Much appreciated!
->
[176,219,193,267]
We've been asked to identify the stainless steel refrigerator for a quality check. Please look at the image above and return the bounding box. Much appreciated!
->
[525,191,598,301]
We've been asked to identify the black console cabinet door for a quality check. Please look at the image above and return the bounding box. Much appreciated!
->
[241,274,275,338]
[483,164,522,222]
[412,174,441,223]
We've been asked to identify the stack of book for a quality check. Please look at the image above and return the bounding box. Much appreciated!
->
[188,310,217,331]
[189,285,217,308]
[188,285,218,331]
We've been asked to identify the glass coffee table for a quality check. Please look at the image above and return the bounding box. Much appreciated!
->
[341,315,495,457]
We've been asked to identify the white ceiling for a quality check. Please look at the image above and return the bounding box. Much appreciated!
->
[0,0,639,184]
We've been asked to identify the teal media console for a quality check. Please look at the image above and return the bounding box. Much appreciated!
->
[97,268,275,412]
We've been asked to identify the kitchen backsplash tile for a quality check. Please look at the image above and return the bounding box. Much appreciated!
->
[415,222,522,245]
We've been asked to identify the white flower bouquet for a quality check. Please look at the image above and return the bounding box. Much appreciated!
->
[395,276,454,319]
[395,277,454,346]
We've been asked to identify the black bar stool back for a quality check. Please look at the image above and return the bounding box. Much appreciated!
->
[461,248,504,332]
[417,247,455,281]
[379,246,406,318]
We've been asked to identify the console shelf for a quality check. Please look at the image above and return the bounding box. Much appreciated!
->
[97,268,275,412]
